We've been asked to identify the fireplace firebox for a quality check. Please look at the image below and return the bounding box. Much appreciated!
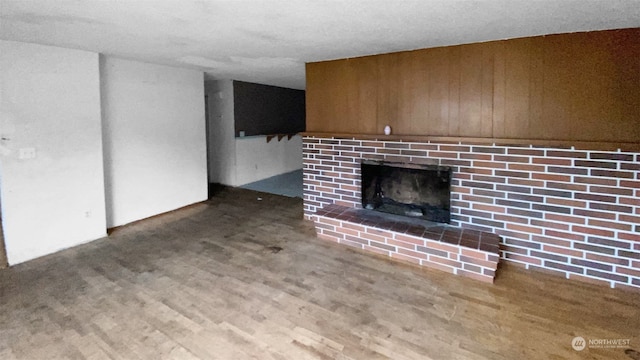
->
[361,160,452,223]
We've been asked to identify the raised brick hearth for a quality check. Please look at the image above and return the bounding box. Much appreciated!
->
[314,204,500,282]
[303,136,640,289]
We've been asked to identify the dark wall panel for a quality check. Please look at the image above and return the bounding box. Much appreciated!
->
[233,81,305,136]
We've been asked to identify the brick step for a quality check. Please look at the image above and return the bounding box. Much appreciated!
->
[312,204,501,283]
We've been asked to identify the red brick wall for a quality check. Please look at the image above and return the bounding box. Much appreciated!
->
[303,136,640,290]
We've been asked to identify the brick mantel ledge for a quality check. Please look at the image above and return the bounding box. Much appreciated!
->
[300,132,640,152]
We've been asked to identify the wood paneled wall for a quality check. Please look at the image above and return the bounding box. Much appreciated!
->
[306,28,640,144]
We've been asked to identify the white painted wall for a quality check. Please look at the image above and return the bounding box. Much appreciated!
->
[0,41,107,264]
[235,135,302,186]
[101,57,208,227]
[205,80,236,185]
[205,80,303,187]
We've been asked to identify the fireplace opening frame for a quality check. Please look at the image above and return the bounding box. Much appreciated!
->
[361,160,452,224]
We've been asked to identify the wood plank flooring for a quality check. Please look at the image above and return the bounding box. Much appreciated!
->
[0,187,638,359]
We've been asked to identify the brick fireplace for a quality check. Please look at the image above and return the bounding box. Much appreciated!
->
[303,136,640,289]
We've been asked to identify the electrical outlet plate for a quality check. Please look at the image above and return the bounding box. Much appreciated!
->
[18,147,36,159]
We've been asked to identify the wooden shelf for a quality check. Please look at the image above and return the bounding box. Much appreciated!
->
[266,133,298,143]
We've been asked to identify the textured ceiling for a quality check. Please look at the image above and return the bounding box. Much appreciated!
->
[1,0,639,89]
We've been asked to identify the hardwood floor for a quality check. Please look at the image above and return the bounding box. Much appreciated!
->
[0,187,638,359]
